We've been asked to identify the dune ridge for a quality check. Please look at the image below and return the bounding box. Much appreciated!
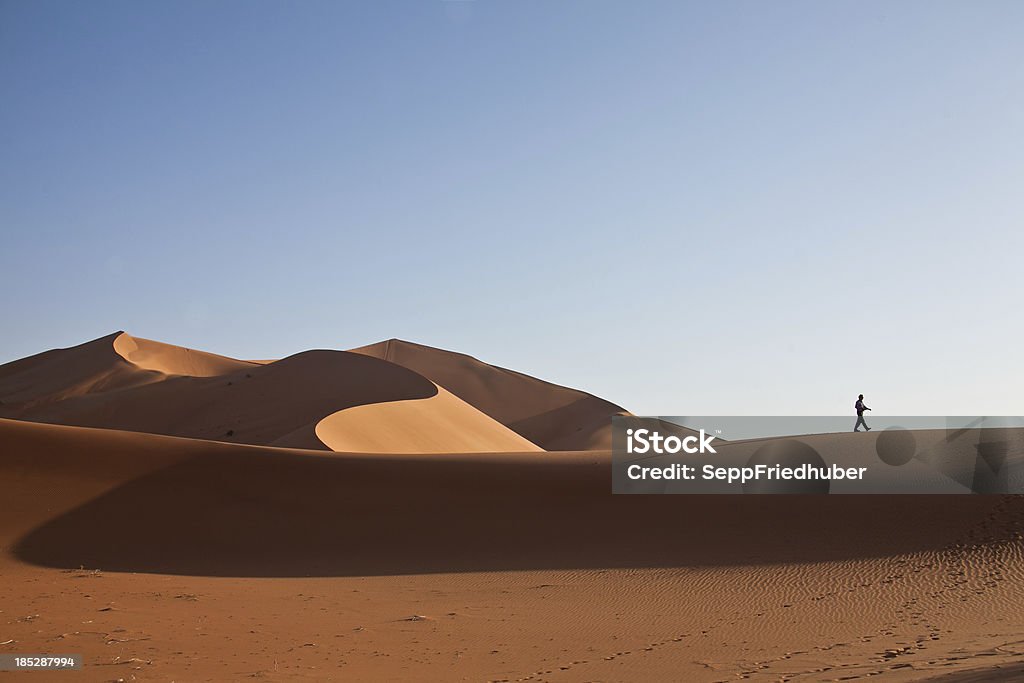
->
[0,332,574,453]
[0,332,162,411]
[112,332,258,376]
[350,338,629,449]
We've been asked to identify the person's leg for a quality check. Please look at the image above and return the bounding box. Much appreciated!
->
[854,416,862,432]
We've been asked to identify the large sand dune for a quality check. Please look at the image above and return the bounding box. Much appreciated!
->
[3,417,1019,575]
[2,333,1024,681]
[0,333,549,453]
[2,418,1024,680]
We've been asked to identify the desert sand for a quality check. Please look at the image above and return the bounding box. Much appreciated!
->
[2,334,1023,681]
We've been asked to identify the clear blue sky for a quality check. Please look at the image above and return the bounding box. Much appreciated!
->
[2,0,1022,415]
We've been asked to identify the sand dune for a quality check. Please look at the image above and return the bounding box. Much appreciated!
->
[3,333,1024,680]
[0,332,255,415]
[0,333,550,452]
[0,331,161,410]
[4,417,1020,575]
[14,348,444,450]
[113,332,257,376]
[2,418,1024,680]
[350,338,629,449]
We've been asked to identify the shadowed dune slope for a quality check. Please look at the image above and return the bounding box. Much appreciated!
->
[0,332,163,412]
[5,418,1022,578]
[0,331,255,416]
[922,664,1024,682]
[350,338,629,450]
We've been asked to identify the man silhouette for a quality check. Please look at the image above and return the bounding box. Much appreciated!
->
[854,394,871,432]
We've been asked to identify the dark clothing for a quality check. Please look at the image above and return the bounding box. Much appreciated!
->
[854,398,871,432]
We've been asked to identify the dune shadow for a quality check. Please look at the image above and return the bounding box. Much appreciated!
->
[507,394,623,447]
[14,448,1023,577]
[920,662,1024,682]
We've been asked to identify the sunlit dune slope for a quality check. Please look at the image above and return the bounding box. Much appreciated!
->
[113,332,257,376]
[314,385,541,453]
[350,338,628,450]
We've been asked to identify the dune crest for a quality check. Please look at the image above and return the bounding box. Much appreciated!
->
[0,332,161,412]
[9,348,444,450]
[350,338,629,449]
[113,332,256,377]
[1,331,630,452]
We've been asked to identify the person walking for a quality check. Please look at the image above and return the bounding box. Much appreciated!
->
[854,394,871,432]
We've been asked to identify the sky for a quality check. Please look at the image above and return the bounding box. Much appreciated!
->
[2,0,1022,416]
